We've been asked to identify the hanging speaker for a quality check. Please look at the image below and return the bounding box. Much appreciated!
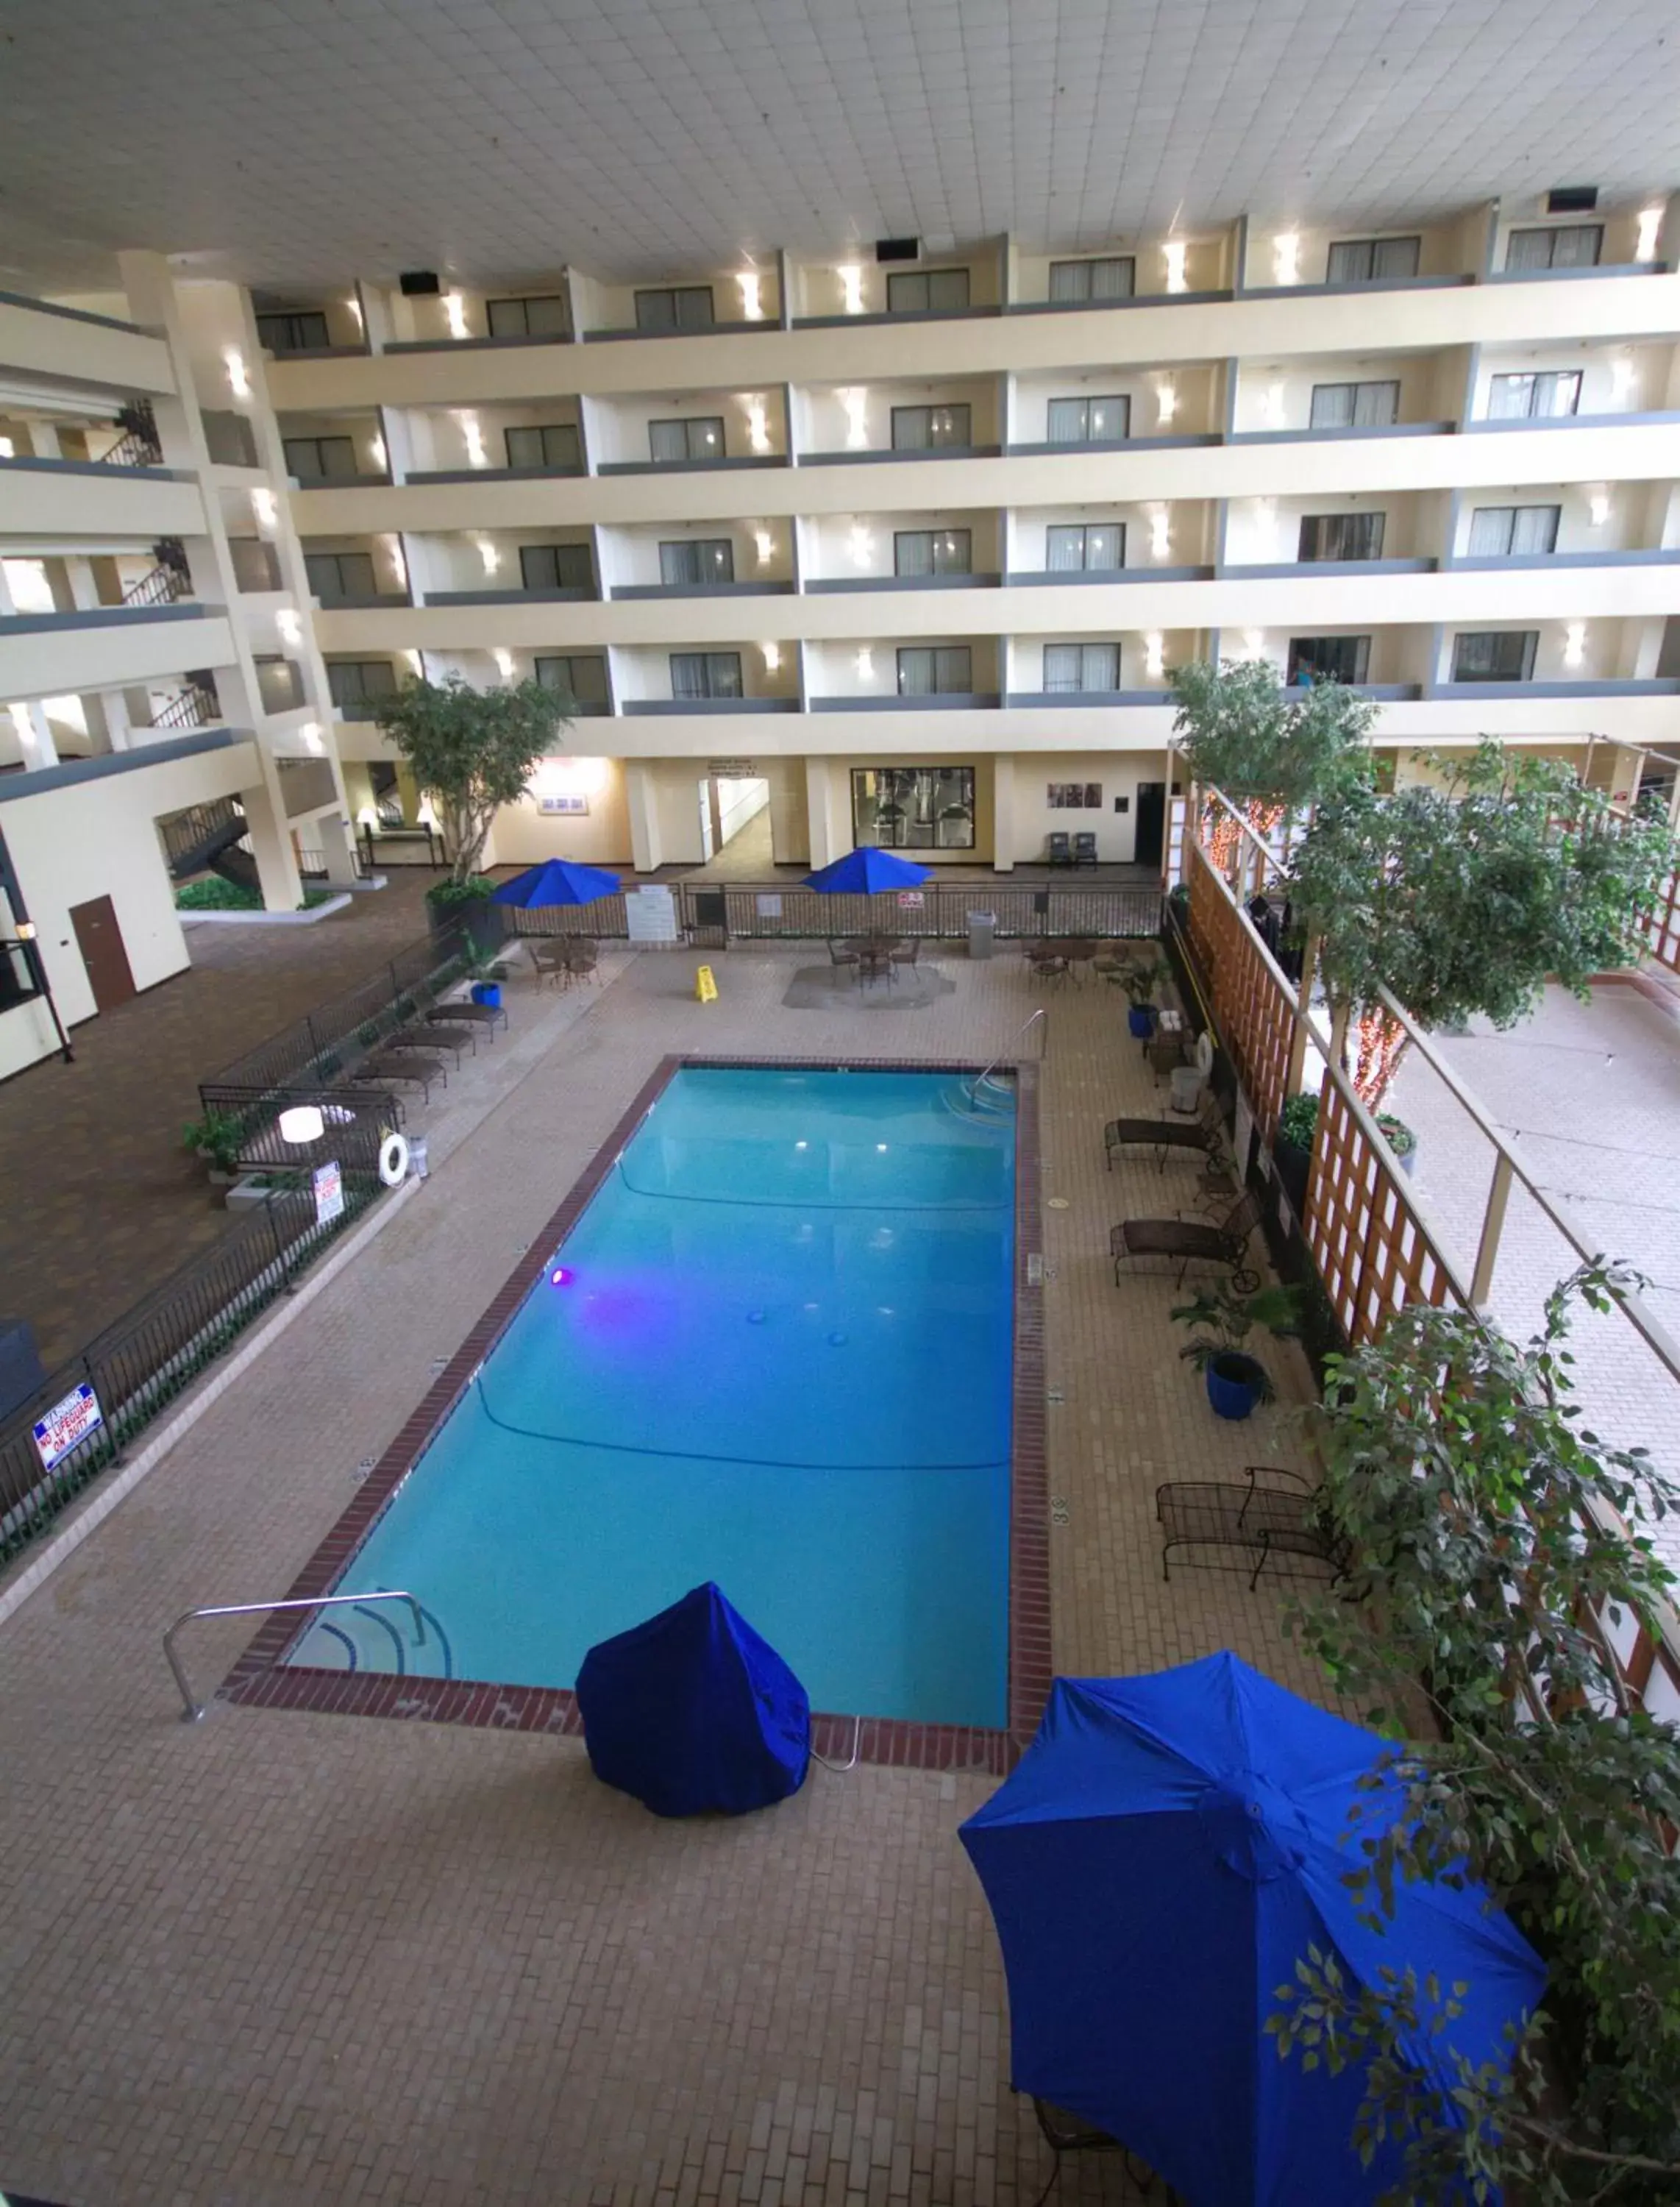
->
[399,269,441,296]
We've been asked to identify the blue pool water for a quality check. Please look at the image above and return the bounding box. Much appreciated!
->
[290,1067,1016,1727]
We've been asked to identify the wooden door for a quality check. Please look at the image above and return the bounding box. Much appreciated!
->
[1133,783,1167,870]
[69,895,136,1012]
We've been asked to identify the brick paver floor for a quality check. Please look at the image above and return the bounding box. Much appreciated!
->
[0,942,1329,2207]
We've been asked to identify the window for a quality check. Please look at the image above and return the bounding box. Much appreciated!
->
[634,285,715,332]
[1044,642,1120,692]
[658,538,735,586]
[1325,236,1422,284]
[256,310,330,354]
[326,661,397,714]
[894,529,972,577]
[1452,630,1539,681]
[1307,380,1401,430]
[886,269,970,314]
[852,765,975,848]
[1048,256,1135,303]
[283,435,358,481]
[1045,394,1131,444]
[669,651,743,700]
[1487,371,1581,420]
[890,405,972,452]
[535,655,610,708]
[1467,505,1562,557]
[304,550,377,600]
[485,294,569,339]
[1286,635,1371,685]
[1045,523,1124,572]
[896,646,973,695]
[1298,512,1386,561]
[504,423,581,470]
[1505,224,1604,271]
[648,416,725,464]
[518,543,594,592]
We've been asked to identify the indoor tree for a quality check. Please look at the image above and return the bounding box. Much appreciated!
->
[1170,657,1378,836]
[1273,1263,1680,2204]
[373,672,572,904]
[1286,742,1675,1105]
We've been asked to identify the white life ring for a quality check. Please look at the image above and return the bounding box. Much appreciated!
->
[379,1132,410,1187]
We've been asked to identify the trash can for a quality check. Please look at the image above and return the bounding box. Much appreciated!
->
[967,911,997,961]
[408,1136,430,1181]
[1170,1064,1206,1116]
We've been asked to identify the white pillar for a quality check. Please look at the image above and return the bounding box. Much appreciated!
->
[992,755,1016,873]
[313,814,360,886]
[804,757,841,869]
[625,761,663,873]
[238,779,304,911]
[9,700,58,770]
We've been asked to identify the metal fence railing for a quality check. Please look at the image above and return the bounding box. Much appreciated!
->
[503,880,1163,947]
[0,1175,385,1565]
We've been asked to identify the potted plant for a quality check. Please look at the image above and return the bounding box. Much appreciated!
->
[182,1106,246,1182]
[1118,953,1170,1039]
[460,941,510,1009]
[1381,1111,1417,1178]
[424,874,507,959]
[1274,1091,1319,1214]
[1170,1282,1301,1421]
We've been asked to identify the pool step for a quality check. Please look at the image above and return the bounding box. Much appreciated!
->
[286,1593,455,1680]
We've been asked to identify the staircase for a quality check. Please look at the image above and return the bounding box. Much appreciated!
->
[96,400,163,469]
[121,539,192,610]
[160,797,255,888]
[152,677,220,733]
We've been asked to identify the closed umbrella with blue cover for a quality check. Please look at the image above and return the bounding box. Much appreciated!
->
[960,1652,1545,2206]
[802,847,933,895]
[491,857,622,907]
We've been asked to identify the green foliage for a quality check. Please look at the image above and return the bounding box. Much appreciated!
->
[1169,1282,1300,1404]
[374,674,571,885]
[1114,950,1170,1006]
[1278,1263,1680,2203]
[176,876,263,911]
[1287,742,1677,1042]
[425,873,496,908]
[181,1106,247,1173]
[1275,1090,1413,1160]
[1170,658,1378,808]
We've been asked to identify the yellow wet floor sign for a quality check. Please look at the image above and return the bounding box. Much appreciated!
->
[695,963,719,1003]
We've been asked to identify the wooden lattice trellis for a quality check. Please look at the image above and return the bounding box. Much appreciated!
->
[1303,1078,1463,1345]
[1640,863,1680,977]
[1185,843,1293,1142]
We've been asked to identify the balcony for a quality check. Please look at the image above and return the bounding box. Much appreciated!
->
[1230,353,1462,444]
[279,414,390,486]
[1240,215,1481,296]
[575,267,780,343]
[1221,491,1445,576]
[378,280,574,354]
[410,533,598,606]
[806,638,1001,711]
[402,404,585,483]
[1008,503,1216,584]
[1008,237,1231,312]
[795,380,1001,465]
[1008,366,1223,453]
[302,539,413,610]
[591,388,789,474]
[1465,341,1679,430]
[791,250,1003,327]
[802,513,1002,594]
[616,643,798,714]
[253,294,369,361]
[1005,631,1198,708]
[1431,616,1676,697]
[602,522,794,600]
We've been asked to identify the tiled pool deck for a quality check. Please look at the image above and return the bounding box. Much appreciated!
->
[0,945,1328,2207]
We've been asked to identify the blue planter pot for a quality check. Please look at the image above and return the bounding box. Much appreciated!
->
[1128,1005,1157,1039]
[471,981,502,1009]
[1205,1352,1267,1422]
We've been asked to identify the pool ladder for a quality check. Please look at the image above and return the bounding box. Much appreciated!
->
[961,1008,1047,1114]
[163,1590,427,1721]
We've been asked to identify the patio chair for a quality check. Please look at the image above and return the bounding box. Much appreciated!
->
[1103,1091,1223,1173]
[1026,2098,1175,2207]
[528,940,570,991]
[1110,1187,1262,1290]
[563,944,601,986]
[1046,831,1072,868]
[889,938,920,969]
[1072,831,1097,869]
[1155,1466,1344,1589]
[827,938,860,969]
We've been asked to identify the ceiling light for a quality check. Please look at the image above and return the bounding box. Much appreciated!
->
[224,347,251,400]
[1164,241,1188,294]
[1273,232,1300,285]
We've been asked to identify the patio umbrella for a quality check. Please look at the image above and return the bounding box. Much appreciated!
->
[491,857,622,907]
[960,1652,1545,2206]
[802,847,933,895]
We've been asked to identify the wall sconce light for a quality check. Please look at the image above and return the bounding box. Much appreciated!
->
[300,720,324,754]
[477,536,500,575]
[416,796,440,830]
[1589,488,1611,528]
[1273,231,1300,285]
[1145,631,1165,678]
[1243,628,1266,658]
[346,295,363,331]
[746,397,771,454]
[753,529,774,566]
[738,270,763,320]
[494,647,514,678]
[1637,206,1664,261]
[1564,621,1586,667]
[761,642,781,671]
[1156,379,1177,425]
[276,608,302,646]
[404,649,424,675]
[444,293,470,340]
[1264,380,1285,424]
[849,522,875,568]
[0,436,13,458]
[841,388,869,449]
[839,265,864,314]
[459,411,486,468]
[385,538,407,583]
[357,803,379,829]
[369,432,387,470]
[224,347,251,400]
[1611,352,1636,401]
[1150,508,1171,559]
[855,645,874,680]
[251,487,277,530]
[1164,241,1188,294]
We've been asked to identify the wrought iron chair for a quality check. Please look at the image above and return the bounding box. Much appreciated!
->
[1154,1466,1345,1590]
[1103,1091,1224,1174]
[1110,1187,1262,1290]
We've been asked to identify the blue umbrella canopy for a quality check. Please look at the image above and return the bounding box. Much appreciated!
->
[803,847,933,895]
[491,857,622,907]
[960,1653,1545,2206]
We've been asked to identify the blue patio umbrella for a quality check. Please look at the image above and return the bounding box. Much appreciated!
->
[491,857,622,907]
[960,1652,1545,2206]
[802,847,933,895]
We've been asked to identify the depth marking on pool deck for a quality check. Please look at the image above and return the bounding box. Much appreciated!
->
[222,1054,1049,1771]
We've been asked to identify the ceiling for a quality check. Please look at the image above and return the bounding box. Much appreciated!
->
[3,0,1679,295]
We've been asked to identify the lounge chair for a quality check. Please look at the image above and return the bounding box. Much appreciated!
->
[348,1052,446,1102]
[1110,1187,1262,1290]
[1155,1466,1343,1588]
[1103,1091,1222,1173]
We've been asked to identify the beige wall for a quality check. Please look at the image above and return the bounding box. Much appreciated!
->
[1001,751,1169,864]
[486,756,632,867]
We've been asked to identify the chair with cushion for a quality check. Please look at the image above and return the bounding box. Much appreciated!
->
[1110,1187,1262,1289]
[1103,1090,1223,1173]
[1046,831,1072,869]
[1072,831,1097,869]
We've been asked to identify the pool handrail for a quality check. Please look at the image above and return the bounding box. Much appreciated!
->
[969,1007,1047,1100]
[163,1591,427,1721]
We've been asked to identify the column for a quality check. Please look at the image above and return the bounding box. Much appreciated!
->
[992,755,1016,873]
[235,778,300,913]
[625,760,663,873]
[804,757,841,868]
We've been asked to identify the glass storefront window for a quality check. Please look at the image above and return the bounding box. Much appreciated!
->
[851,765,976,850]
